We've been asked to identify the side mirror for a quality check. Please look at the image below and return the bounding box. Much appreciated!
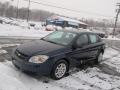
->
[73,43,83,49]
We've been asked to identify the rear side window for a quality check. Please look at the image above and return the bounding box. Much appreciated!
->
[89,34,98,44]
[77,34,88,46]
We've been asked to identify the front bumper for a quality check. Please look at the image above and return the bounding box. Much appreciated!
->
[12,54,53,75]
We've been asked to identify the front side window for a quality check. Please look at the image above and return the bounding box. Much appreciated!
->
[89,34,98,44]
[48,31,63,39]
[43,31,77,46]
[76,34,88,46]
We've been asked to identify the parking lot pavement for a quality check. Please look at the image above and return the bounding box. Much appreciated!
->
[0,38,33,62]
[0,38,120,90]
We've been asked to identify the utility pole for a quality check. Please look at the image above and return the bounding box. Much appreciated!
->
[27,0,30,22]
[16,0,19,20]
[113,3,120,37]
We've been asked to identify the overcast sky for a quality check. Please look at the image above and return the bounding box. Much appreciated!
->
[0,0,120,20]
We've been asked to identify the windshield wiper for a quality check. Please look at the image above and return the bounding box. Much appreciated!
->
[41,39,65,46]
[46,40,58,44]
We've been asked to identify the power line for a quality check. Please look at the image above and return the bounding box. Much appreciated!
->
[23,0,114,18]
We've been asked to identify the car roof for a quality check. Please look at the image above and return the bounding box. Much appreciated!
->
[58,29,95,34]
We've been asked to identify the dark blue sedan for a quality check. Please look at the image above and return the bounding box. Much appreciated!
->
[12,30,105,80]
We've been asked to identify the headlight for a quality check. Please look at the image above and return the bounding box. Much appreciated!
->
[29,55,49,63]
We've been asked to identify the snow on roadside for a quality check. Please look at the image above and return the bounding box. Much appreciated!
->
[0,49,7,54]
[0,44,20,48]
[0,24,52,38]
[103,35,120,41]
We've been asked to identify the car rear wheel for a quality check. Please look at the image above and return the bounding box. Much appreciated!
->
[95,52,103,64]
[51,60,68,80]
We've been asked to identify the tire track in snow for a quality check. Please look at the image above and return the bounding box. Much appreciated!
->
[70,75,102,90]
[49,77,94,90]
[34,73,93,90]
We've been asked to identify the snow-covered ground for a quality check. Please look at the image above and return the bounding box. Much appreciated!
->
[0,45,120,90]
[0,20,120,90]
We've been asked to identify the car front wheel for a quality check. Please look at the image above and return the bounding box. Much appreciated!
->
[95,52,103,64]
[51,60,68,80]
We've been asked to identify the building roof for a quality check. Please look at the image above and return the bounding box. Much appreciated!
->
[48,16,87,26]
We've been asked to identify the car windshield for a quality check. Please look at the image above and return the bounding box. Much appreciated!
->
[42,31,77,46]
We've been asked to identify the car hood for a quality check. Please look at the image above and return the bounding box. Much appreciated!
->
[16,40,66,56]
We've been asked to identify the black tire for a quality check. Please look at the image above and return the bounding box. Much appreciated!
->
[51,60,68,80]
[95,52,103,64]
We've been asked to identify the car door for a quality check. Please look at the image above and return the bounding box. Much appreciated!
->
[68,33,91,65]
[87,33,101,59]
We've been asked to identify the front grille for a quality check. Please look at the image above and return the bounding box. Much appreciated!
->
[15,50,28,60]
